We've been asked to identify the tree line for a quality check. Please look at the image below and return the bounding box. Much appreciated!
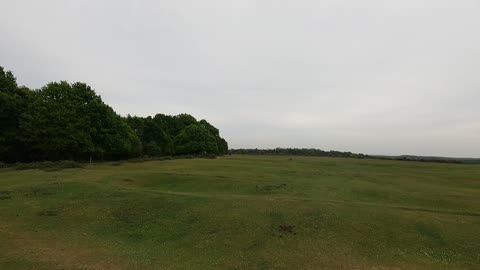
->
[0,66,228,163]
[231,148,480,164]
[229,148,368,158]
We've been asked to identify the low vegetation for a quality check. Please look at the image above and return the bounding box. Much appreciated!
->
[1,155,479,269]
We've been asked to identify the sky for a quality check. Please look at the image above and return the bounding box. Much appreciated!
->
[1,0,479,157]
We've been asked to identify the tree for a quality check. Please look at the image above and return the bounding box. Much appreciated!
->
[19,81,141,161]
[199,119,219,136]
[0,67,30,162]
[199,119,229,154]
[174,124,218,155]
[217,137,229,154]
[125,115,174,156]
[0,65,228,162]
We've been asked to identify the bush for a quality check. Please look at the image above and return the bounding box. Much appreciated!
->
[14,160,83,171]
[110,162,123,166]
[200,153,217,159]
[126,157,148,163]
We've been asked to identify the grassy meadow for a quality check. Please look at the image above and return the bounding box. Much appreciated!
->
[0,155,479,269]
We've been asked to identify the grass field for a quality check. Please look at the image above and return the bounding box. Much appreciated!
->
[1,155,479,269]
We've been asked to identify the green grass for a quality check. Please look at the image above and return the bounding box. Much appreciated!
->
[1,155,479,269]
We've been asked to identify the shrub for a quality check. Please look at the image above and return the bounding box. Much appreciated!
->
[14,160,83,171]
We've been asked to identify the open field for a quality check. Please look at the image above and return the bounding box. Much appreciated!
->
[1,155,479,269]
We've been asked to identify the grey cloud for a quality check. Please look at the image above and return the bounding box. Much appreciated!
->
[1,0,479,157]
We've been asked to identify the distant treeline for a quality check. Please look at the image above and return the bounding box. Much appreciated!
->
[0,66,228,163]
[229,148,368,158]
[372,155,480,165]
[230,148,480,165]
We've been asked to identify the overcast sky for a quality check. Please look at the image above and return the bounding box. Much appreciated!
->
[1,0,479,157]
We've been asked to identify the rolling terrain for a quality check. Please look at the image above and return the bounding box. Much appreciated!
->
[1,155,479,269]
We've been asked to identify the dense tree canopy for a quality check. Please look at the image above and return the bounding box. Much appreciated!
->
[0,67,31,162]
[0,66,228,162]
[174,124,218,155]
[124,115,174,156]
[125,114,228,156]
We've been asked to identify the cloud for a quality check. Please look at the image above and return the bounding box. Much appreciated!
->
[1,0,479,157]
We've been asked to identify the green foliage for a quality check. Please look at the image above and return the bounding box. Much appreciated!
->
[0,67,30,162]
[199,119,229,154]
[216,137,229,154]
[199,119,219,136]
[0,65,227,162]
[174,124,218,154]
[19,81,95,160]
[125,115,228,157]
[14,160,83,171]
[125,115,174,156]
[19,81,141,161]
[149,113,197,139]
